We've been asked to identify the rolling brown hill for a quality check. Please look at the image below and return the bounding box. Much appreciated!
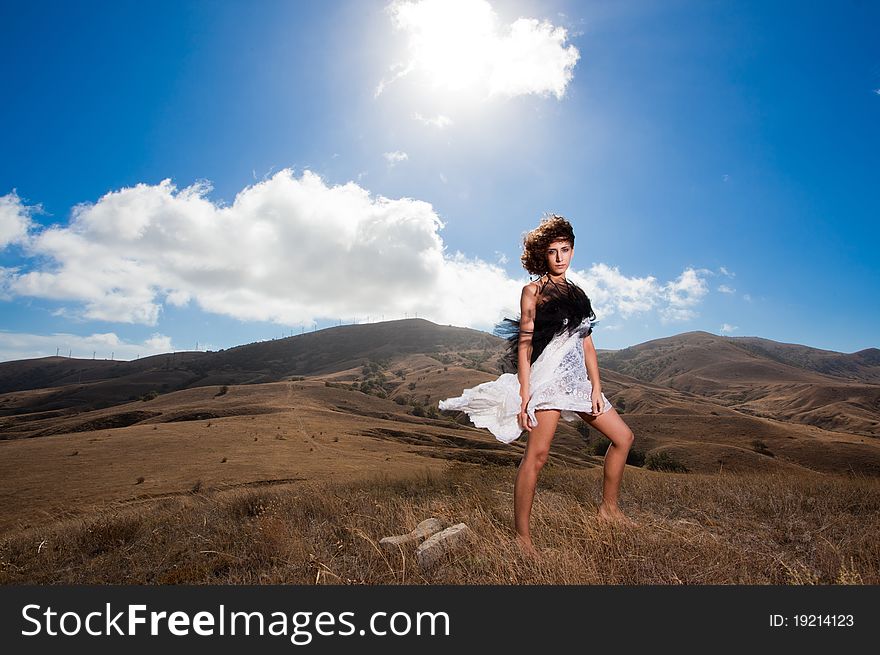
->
[730,336,880,383]
[0,319,496,420]
[599,331,880,438]
[2,321,878,444]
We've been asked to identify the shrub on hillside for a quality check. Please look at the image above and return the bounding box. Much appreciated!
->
[751,439,774,457]
[645,451,689,473]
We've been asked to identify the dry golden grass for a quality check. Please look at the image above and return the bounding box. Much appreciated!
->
[1,462,876,585]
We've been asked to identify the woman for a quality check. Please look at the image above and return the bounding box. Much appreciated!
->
[439,214,636,558]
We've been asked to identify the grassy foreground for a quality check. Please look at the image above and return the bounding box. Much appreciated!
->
[1,462,877,584]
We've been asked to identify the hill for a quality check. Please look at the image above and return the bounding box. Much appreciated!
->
[600,331,880,437]
[0,318,496,421]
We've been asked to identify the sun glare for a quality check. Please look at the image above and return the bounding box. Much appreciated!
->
[390,0,498,95]
[378,0,580,111]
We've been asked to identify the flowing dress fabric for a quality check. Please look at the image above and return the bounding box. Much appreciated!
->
[438,314,613,444]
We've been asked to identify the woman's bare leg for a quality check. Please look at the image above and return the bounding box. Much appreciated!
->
[577,407,637,525]
[514,409,561,555]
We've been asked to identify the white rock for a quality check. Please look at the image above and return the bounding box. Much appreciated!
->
[416,523,473,569]
[379,518,444,548]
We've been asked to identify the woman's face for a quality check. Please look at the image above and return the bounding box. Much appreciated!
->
[545,239,573,275]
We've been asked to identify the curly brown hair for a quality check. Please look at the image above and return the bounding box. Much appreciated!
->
[520,213,576,276]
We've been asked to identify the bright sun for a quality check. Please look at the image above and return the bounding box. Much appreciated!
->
[389,0,498,94]
[377,0,580,107]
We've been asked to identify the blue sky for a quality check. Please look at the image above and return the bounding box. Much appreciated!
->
[1,0,877,362]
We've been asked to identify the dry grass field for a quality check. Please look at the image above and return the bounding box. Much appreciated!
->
[1,462,876,584]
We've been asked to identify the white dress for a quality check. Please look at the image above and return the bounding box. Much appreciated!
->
[438,316,613,443]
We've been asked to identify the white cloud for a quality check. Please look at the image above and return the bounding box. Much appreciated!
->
[413,112,453,128]
[573,263,659,317]
[0,173,710,337]
[0,330,173,363]
[383,151,409,167]
[719,266,735,277]
[717,284,735,294]
[487,16,579,99]
[659,307,698,322]
[719,323,738,334]
[567,263,711,325]
[377,0,579,101]
[0,189,38,248]
[144,333,174,350]
[0,172,517,329]
[659,267,710,323]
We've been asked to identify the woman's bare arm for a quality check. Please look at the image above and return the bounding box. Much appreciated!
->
[583,333,602,392]
[517,282,539,403]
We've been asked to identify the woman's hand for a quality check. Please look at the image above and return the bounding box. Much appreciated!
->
[590,387,604,415]
[518,395,533,432]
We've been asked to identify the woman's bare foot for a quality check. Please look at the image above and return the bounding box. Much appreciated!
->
[597,501,638,527]
[515,534,541,560]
